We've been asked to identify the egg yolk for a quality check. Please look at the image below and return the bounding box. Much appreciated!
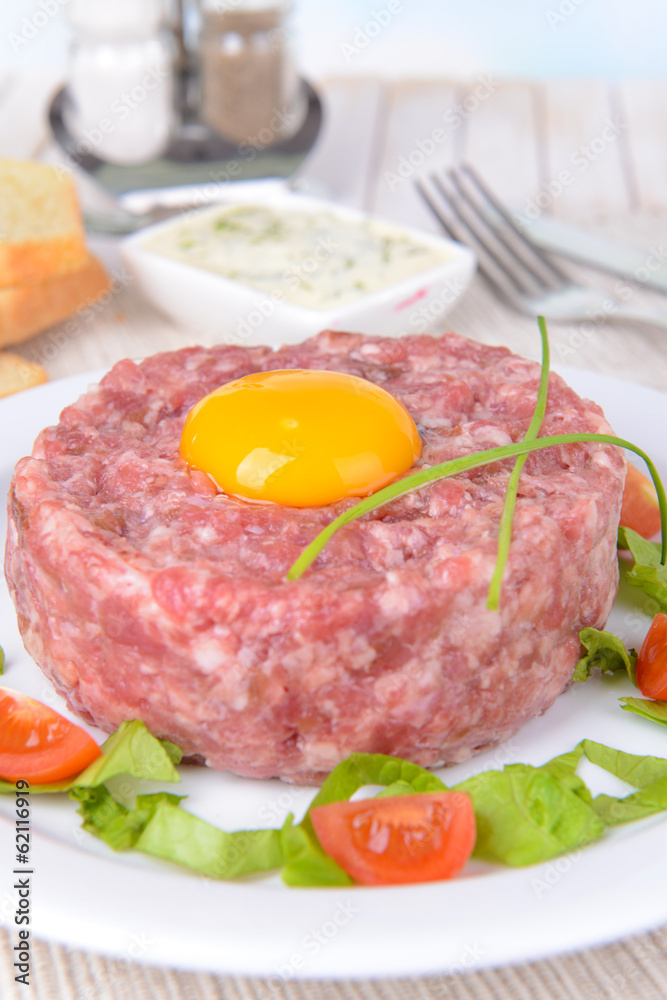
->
[179,369,422,508]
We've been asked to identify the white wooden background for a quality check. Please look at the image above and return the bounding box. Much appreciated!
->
[1,70,667,391]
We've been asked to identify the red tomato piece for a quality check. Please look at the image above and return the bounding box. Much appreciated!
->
[0,688,101,783]
[620,462,662,539]
[637,613,667,701]
[311,791,476,885]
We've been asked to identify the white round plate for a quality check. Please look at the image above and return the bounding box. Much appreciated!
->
[1,364,667,980]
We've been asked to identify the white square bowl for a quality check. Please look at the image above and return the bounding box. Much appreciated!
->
[120,189,476,347]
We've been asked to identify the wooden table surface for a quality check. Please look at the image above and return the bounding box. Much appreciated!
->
[2,70,667,1000]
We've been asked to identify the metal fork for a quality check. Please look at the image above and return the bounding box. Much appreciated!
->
[416,164,667,331]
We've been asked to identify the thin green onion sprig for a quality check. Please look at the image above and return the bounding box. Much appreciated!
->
[286,433,667,589]
[486,315,551,610]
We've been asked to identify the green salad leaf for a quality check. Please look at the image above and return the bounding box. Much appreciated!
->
[306,753,447,814]
[618,525,663,565]
[454,764,605,866]
[0,645,4,675]
[65,724,280,879]
[538,744,592,802]
[73,720,182,788]
[581,739,667,787]
[453,740,667,866]
[71,785,132,848]
[573,628,638,685]
[375,779,419,798]
[593,778,667,826]
[538,744,585,781]
[280,815,352,887]
[620,697,667,727]
[72,786,184,850]
[618,526,667,612]
[134,799,283,879]
[73,785,283,878]
[580,740,667,827]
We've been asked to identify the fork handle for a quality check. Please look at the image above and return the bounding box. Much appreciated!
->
[608,304,667,332]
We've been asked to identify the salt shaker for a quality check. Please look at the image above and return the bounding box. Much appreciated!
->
[199,0,305,147]
[65,0,175,165]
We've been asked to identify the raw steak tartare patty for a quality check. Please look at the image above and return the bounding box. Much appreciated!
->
[5,330,625,783]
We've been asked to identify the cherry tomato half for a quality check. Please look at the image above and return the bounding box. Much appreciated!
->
[311,791,476,886]
[636,613,667,701]
[620,463,662,540]
[0,688,101,783]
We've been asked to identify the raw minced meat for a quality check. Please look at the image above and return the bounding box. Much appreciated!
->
[5,330,625,783]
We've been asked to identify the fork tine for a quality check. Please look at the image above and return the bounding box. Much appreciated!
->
[454,164,571,288]
[440,170,558,298]
[428,171,550,299]
[415,176,530,307]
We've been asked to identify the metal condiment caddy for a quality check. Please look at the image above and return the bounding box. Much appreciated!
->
[49,0,321,212]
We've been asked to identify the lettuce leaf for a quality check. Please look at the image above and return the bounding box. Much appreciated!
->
[72,786,184,850]
[618,526,667,612]
[593,778,667,826]
[454,764,605,866]
[73,720,181,787]
[573,628,638,685]
[306,753,447,814]
[0,720,181,795]
[73,785,283,878]
[280,815,352,887]
[538,744,585,780]
[135,800,283,879]
[580,740,667,827]
[618,526,663,565]
[581,739,667,787]
[537,743,592,803]
[375,780,419,798]
[620,697,667,728]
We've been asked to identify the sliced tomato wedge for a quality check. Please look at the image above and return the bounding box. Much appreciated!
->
[636,613,667,701]
[0,688,101,783]
[620,462,662,539]
[310,791,476,885]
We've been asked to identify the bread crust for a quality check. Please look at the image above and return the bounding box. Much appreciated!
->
[0,237,89,289]
[0,159,88,287]
[0,351,47,398]
[0,254,111,347]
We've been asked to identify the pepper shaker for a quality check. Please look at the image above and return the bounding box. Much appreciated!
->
[199,0,305,148]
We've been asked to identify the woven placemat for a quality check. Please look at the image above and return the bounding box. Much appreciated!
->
[3,925,667,1000]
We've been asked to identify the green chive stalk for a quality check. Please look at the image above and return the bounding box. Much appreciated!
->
[486,315,551,611]
[286,323,667,597]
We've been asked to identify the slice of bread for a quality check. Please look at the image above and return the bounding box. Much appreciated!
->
[0,253,112,348]
[0,351,48,398]
[0,159,88,288]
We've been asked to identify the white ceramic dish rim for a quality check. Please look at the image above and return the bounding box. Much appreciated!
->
[121,189,477,324]
[1,364,667,979]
